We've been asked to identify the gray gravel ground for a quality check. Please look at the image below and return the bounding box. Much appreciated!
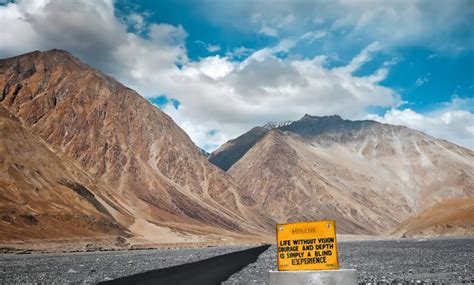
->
[1,237,473,284]
[0,246,248,284]
[224,237,474,284]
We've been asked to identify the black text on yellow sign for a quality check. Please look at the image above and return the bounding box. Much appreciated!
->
[276,220,339,271]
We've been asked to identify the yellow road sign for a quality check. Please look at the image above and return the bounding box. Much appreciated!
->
[276,220,339,271]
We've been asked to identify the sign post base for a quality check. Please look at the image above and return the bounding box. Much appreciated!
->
[269,269,358,285]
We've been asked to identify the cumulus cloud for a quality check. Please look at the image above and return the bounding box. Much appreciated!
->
[0,0,187,82]
[367,97,474,150]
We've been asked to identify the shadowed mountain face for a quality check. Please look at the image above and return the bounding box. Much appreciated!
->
[279,114,377,138]
[210,114,474,236]
[0,50,273,244]
[209,126,271,171]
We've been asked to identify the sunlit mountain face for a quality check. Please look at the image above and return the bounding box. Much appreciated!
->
[0,50,274,244]
[210,114,474,236]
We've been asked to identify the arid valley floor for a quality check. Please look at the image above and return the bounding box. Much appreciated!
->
[1,237,472,284]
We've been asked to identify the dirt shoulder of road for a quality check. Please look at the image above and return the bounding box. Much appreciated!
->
[2,232,472,254]
[0,235,270,254]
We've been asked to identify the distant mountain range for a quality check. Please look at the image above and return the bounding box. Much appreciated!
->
[0,50,472,249]
[0,50,273,246]
[210,114,474,236]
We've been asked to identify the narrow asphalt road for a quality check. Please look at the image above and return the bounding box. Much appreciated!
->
[100,245,270,285]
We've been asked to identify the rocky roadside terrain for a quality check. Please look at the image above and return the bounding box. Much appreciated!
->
[0,246,250,283]
[224,237,474,284]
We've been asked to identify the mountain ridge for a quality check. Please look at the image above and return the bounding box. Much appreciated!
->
[211,113,472,172]
[211,113,474,236]
[0,49,274,245]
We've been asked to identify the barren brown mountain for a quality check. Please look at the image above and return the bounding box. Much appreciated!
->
[0,50,273,246]
[211,115,474,236]
[0,105,128,241]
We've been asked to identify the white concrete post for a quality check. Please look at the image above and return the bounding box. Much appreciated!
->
[269,269,358,285]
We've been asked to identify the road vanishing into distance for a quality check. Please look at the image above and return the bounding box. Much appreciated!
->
[0,237,473,284]
[100,245,270,285]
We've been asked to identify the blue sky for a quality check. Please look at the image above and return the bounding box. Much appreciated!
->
[1,0,473,150]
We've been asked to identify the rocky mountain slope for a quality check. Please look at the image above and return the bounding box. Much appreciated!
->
[394,198,474,237]
[0,105,128,240]
[209,126,272,171]
[211,114,474,236]
[0,50,273,245]
[209,122,293,171]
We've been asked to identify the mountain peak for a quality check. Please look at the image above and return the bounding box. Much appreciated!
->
[40,49,81,62]
[47,48,70,54]
[0,49,103,91]
[2,49,74,61]
[262,121,292,129]
[300,114,342,121]
[1,49,89,71]
[279,113,374,138]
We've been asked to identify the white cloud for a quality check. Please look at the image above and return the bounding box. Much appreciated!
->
[339,41,381,73]
[195,40,221,53]
[258,26,279,37]
[334,42,390,84]
[226,46,254,59]
[0,0,187,78]
[383,57,399,67]
[182,55,235,80]
[367,97,474,150]
[206,44,221,52]
[415,73,430,87]
[300,30,327,43]
[126,13,147,33]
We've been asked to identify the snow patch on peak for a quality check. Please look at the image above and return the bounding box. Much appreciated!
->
[263,121,292,129]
